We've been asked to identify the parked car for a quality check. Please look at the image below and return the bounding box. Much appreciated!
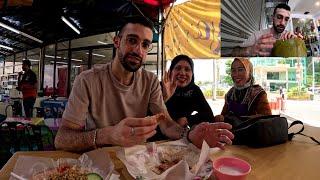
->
[308,87,320,94]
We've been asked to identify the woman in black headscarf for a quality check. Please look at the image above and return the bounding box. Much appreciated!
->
[162,54,216,128]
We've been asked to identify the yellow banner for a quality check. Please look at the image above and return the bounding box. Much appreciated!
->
[164,0,220,60]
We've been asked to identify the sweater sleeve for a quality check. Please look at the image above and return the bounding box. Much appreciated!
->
[187,86,214,126]
[220,102,229,116]
[251,92,272,115]
[220,90,230,116]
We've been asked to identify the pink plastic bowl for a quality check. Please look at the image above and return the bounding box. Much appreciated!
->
[213,156,251,180]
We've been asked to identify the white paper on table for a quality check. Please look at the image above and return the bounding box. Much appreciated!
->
[116,140,213,180]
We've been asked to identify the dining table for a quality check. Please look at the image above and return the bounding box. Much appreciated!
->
[1,123,319,180]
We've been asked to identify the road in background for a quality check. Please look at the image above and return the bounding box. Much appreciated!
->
[207,99,320,127]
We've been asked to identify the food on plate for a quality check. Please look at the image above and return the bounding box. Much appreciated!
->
[151,145,195,175]
[151,159,181,175]
[32,165,102,180]
[120,140,213,179]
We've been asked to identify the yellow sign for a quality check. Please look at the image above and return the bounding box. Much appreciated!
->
[164,0,220,60]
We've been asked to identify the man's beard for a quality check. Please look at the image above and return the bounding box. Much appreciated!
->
[118,51,143,72]
[273,22,285,34]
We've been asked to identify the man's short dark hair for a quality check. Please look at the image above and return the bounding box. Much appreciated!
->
[273,3,291,15]
[118,16,154,35]
[22,59,31,67]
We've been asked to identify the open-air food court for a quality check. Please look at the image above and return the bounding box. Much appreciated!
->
[0,0,320,179]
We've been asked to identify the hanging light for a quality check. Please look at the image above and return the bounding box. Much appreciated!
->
[61,16,80,34]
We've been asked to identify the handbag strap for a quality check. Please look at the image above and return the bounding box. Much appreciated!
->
[232,114,281,130]
[288,120,320,145]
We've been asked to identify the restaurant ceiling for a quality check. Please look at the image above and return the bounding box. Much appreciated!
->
[289,0,320,17]
[0,0,162,58]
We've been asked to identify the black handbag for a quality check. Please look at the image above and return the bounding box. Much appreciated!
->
[224,113,320,147]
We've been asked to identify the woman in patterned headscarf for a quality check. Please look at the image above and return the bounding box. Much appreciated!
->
[220,58,272,116]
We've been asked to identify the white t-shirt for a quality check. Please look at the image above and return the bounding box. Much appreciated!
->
[62,61,166,130]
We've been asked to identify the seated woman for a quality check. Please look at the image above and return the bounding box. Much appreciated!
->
[162,54,216,128]
[220,58,272,117]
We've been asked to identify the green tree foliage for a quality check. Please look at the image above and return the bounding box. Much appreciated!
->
[305,59,320,87]
[278,59,287,64]
[223,60,233,86]
[287,86,310,100]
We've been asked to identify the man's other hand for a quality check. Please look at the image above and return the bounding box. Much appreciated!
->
[188,122,234,149]
[252,33,276,56]
[280,31,298,40]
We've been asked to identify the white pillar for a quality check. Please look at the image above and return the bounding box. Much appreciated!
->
[312,57,315,95]
[157,8,163,78]
[212,60,217,100]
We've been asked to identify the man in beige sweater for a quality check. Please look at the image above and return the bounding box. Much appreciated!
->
[55,17,234,152]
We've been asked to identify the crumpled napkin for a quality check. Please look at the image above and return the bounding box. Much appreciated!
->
[117,140,213,180]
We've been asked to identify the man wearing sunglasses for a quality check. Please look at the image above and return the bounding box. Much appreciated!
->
[232,3,301,57]
[55,17,234,152]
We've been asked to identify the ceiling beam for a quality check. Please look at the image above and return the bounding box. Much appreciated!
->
[0,42,23,52]
[0,21,43,43]
[0,47,14,53]
[0,46,14,54]
[0,51,9,56]
[0,31,37,47]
